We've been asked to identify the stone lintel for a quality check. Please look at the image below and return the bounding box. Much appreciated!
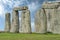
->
[42,2,60,9]
[13,6,28,11]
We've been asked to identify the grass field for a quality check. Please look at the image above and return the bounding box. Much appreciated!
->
[0,33,60,40]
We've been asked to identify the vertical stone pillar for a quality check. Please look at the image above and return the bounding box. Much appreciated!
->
[49,9,56,33]
[45,9,55,32]
[52,8,60,34]
[24,10,31,33]
[35,9,47,33]
[10,10,19,33]
[19,11,25,33]
[20,10,31,33]
[5,13,11,32]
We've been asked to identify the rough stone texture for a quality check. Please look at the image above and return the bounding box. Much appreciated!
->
[42,1,60,34]
[10,10,19,33]
[19,11,25,33]
[52,7,60,34]
[42,2,59,9]
[10,6,31,33]
[42,2,55,32]
[5,13,11,32]
[44,9,55,32]
[19,10,31,33]
[13,6,28,11]
[24,10,31,33]
[35,9,47,33]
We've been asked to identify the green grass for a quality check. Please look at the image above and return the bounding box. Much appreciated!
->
[0,33,60,40]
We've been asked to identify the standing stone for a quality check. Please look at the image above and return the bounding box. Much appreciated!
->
[10,10,19,33]
[45,9,55,32]
[19,10,31,33]
[42,2,55,32]
[24,10,31,33]
[5,13,11,32]
[35,9,47,33]
[42,1,60,34]
[19,11,25,33]
[52,7,60,34]
[13,6,28,11]
[42,2,60,33]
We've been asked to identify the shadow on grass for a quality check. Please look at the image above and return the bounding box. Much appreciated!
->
[0,32,60,35]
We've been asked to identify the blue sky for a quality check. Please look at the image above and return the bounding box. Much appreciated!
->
[0,0,56,31]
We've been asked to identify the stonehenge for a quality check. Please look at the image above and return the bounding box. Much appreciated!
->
[5,6,31,33]
[5,1,60,34]
[10,10,19,33]
[35,9,47,33]
[42,2,60,34]
[20,10,31,33]
[13,6,28,11]
[5,13,11,32]
[35,1,60,34]
[52,5,60,34]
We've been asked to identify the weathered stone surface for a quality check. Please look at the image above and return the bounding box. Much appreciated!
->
[5,13,11,32]
[35,9,47,33]
[19,10,31,33]
[42,1,60,34]
[10,6,31,33]
[42,2,55,32]
[42,2,59,9]
[52,7,60,34]
[24,10,31,33]
[19,11,25,33]
[13,6,28,11]
[44,9,55,32]
[10,10,19,33]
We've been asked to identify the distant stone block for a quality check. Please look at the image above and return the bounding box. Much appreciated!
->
[5,13,11,32]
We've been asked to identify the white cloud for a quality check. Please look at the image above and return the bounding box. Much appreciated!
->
[28,1,40,12]
[0,0,40,31]
[0,0,13,17]
[0,4,5,17]
[31,22,35,32]
[2,0,13,4]
[13,1,22,7]
[19,17,21,21]
[28,2,37,11]
[2,0,13,8]
[13,0,25,7]
[0,0,40,17]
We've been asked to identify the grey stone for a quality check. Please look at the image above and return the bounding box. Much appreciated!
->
[19,11,25,33]
[10,10,19,33]
[42,1,60,34]
[35,9,47,33]
[52,7,60,34]
[5,13,11,32]
[42,2,59,9]
[44,9,55,32]
[19,10,31,33]
[10,6,31,33]
[13,6,28,11]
